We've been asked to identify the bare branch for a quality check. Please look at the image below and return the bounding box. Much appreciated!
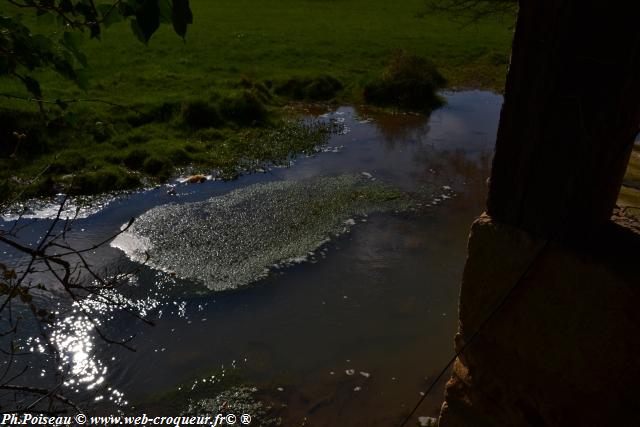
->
[0,385,82,413]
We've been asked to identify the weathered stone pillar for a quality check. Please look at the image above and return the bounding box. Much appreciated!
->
[438,216,640,426]
[439,1,640,425]
[488,0,640,238]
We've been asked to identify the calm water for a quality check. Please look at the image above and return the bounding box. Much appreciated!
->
[0,91,502,425]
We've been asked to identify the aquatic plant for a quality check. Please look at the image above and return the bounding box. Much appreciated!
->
[184,387,279,427]
[112,174,411,290]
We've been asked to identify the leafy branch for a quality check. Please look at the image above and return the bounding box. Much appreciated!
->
[1,0,193,104]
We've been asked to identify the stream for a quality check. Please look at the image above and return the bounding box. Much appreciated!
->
[0,91,501,426]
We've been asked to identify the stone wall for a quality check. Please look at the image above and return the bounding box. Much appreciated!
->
[438,215,640,426]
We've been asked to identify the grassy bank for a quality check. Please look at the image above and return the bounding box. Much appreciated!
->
[0,0,515,199]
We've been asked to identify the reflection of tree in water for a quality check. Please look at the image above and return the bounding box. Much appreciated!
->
[356,106,432,149]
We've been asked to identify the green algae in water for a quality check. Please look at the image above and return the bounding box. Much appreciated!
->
[112,174,411,291]
[183,387,278,427]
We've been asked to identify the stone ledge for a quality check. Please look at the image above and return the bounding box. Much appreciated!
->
[439,215,640,426]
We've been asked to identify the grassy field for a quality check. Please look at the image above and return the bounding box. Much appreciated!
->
[1,0,515,198]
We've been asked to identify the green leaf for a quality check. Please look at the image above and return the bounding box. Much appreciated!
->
[23,76,42,98]
[62,32,88,68]
[69,48,88,68]
[31,34,54,52]
[130,19,147,44]
[60,0,74,13]
[63,31,83,51]
[76,50,88,68]
[118,0,139,18]
[89,22,102,39]
[36,12,56,25]
[159,0,172,24]
[133,0,161,44]
[171,0,193,39]
[97,3,123,27]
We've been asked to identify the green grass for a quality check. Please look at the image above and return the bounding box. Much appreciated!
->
[0,0,515,199]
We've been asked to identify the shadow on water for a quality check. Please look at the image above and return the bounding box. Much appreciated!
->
[0,91,502,425]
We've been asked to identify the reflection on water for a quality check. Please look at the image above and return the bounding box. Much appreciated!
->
[360,107,432,148]
[45,285,165,406]
[1,91,502,424]
[1,193,118,222]
[52,315,105,390]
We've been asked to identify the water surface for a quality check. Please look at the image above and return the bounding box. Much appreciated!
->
[0,91,502,425]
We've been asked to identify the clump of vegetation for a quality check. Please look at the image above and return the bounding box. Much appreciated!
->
[0,114,337,199]
[274,75,343,101]
[140,366,278,426]
[129,102,181,127]
[364,50,446,111]
[181,91,268,129]
[123,148,150,169]
[183,387,279,427]
[219,91,269,126]
[236,119,339,169]
[68,167,141,195]
[169,147,192,163]
[143,156,172,177]
[237,77,273,103]
[181,100,223,129]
